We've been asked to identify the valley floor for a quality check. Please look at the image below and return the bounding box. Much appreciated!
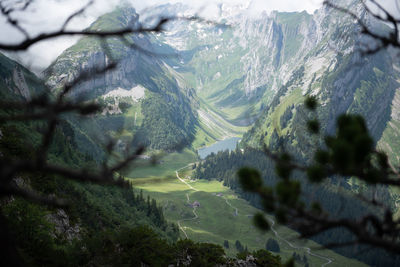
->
[126,154,367,267]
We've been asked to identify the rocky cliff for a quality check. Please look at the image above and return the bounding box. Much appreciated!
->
[44,7,199,151]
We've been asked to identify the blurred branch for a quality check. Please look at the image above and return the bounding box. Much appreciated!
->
[0,1,199,206]
[61,0,94,30]
[0,0,228,52]
[241,94,400,254]
[324,0,400,55]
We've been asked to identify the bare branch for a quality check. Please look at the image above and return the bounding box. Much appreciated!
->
[324,0,400,55]
[0,21,168,51]
[1,185,67,207]
[61,0,94,30]
[0,1,29,38]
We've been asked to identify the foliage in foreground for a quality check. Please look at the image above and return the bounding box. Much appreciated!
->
[238,96,400,258]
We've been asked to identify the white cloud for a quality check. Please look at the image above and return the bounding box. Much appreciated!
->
[1,0,325,72]
[248,0,323,14]
[365,0,400,19]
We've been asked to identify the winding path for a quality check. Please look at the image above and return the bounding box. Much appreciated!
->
[175,166,333,266]
[176,169,199,238]
[177,194,199,238]
[267,218,333,266]
[222,196,238,216]
[176,170,198,191]
[220,193,333,266]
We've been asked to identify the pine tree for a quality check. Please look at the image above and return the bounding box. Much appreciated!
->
[223,240,229,249]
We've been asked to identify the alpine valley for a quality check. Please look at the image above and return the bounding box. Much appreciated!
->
[1,0,400,266]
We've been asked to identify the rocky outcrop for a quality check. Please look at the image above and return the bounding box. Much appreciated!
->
[45,209,81,242]
[229,255,257,267]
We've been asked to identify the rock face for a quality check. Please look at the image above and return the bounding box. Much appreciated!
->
[45,7,141,97]
[45,209,81,242]
[46,8,176,99]
[12,67,31,100]
[144,1,383,128]
[0,52,44,101]
[222,1,400,161]
[43,2,400,155]
[44,7,198,151]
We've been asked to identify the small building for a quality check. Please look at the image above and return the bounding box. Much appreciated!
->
[192,201,201,208]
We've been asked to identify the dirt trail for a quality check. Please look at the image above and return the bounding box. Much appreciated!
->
[175,166,333,266]
[177,193,199,239]
[223,196,238,216]
[175,170,198,191]
[267,218,333,266]
[176,168,199,238]
[222,193,333,266]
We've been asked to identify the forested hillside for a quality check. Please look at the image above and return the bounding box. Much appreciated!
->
[193,1,400,266]
[0,51,179,265]
[0,48,282,266]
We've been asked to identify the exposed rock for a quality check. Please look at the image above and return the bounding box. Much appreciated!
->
[45,209,81,242]
[12,67,31,100]
[102,85,146,101]
[234,255,257,267]
[218,255,257,267]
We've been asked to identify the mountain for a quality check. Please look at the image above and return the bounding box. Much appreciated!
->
[143,4,324,128]
[0,51,183,265]
[141,1,399,167]
[0,52,45,101]
[0,44,288,265]
[2,0,400,265]
[148,1,399,155]
[46,4,332,152]
[44,7,198,152]
[176,1,400,266]
[240,3,399,155]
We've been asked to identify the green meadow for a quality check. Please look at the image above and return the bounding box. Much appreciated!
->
[127,157,367,267]
[123,149,198,178]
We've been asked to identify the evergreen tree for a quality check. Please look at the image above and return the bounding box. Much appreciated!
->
[223,240,229,249]
[235,240,244,252]
[266,238,280,253]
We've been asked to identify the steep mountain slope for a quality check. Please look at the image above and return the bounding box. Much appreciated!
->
[45,7,198,151]
[188,2,400,266]
[0,52,45,101]
[241,3,400,164]
[142,1,399,163]
[0,52,183,265]
[147,3,328,129]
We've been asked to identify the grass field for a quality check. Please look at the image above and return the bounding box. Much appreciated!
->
[127,159,367,267]
[123,149,198,178]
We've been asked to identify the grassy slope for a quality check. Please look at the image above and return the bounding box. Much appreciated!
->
[124,149,198,178]
[126,157,366,266]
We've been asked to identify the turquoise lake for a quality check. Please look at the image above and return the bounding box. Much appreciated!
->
[197,137,241,159]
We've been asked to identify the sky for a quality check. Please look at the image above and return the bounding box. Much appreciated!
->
[0,0,396,72]
[0,0,326,72]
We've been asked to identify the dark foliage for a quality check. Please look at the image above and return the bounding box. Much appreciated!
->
[266,238,280,253]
